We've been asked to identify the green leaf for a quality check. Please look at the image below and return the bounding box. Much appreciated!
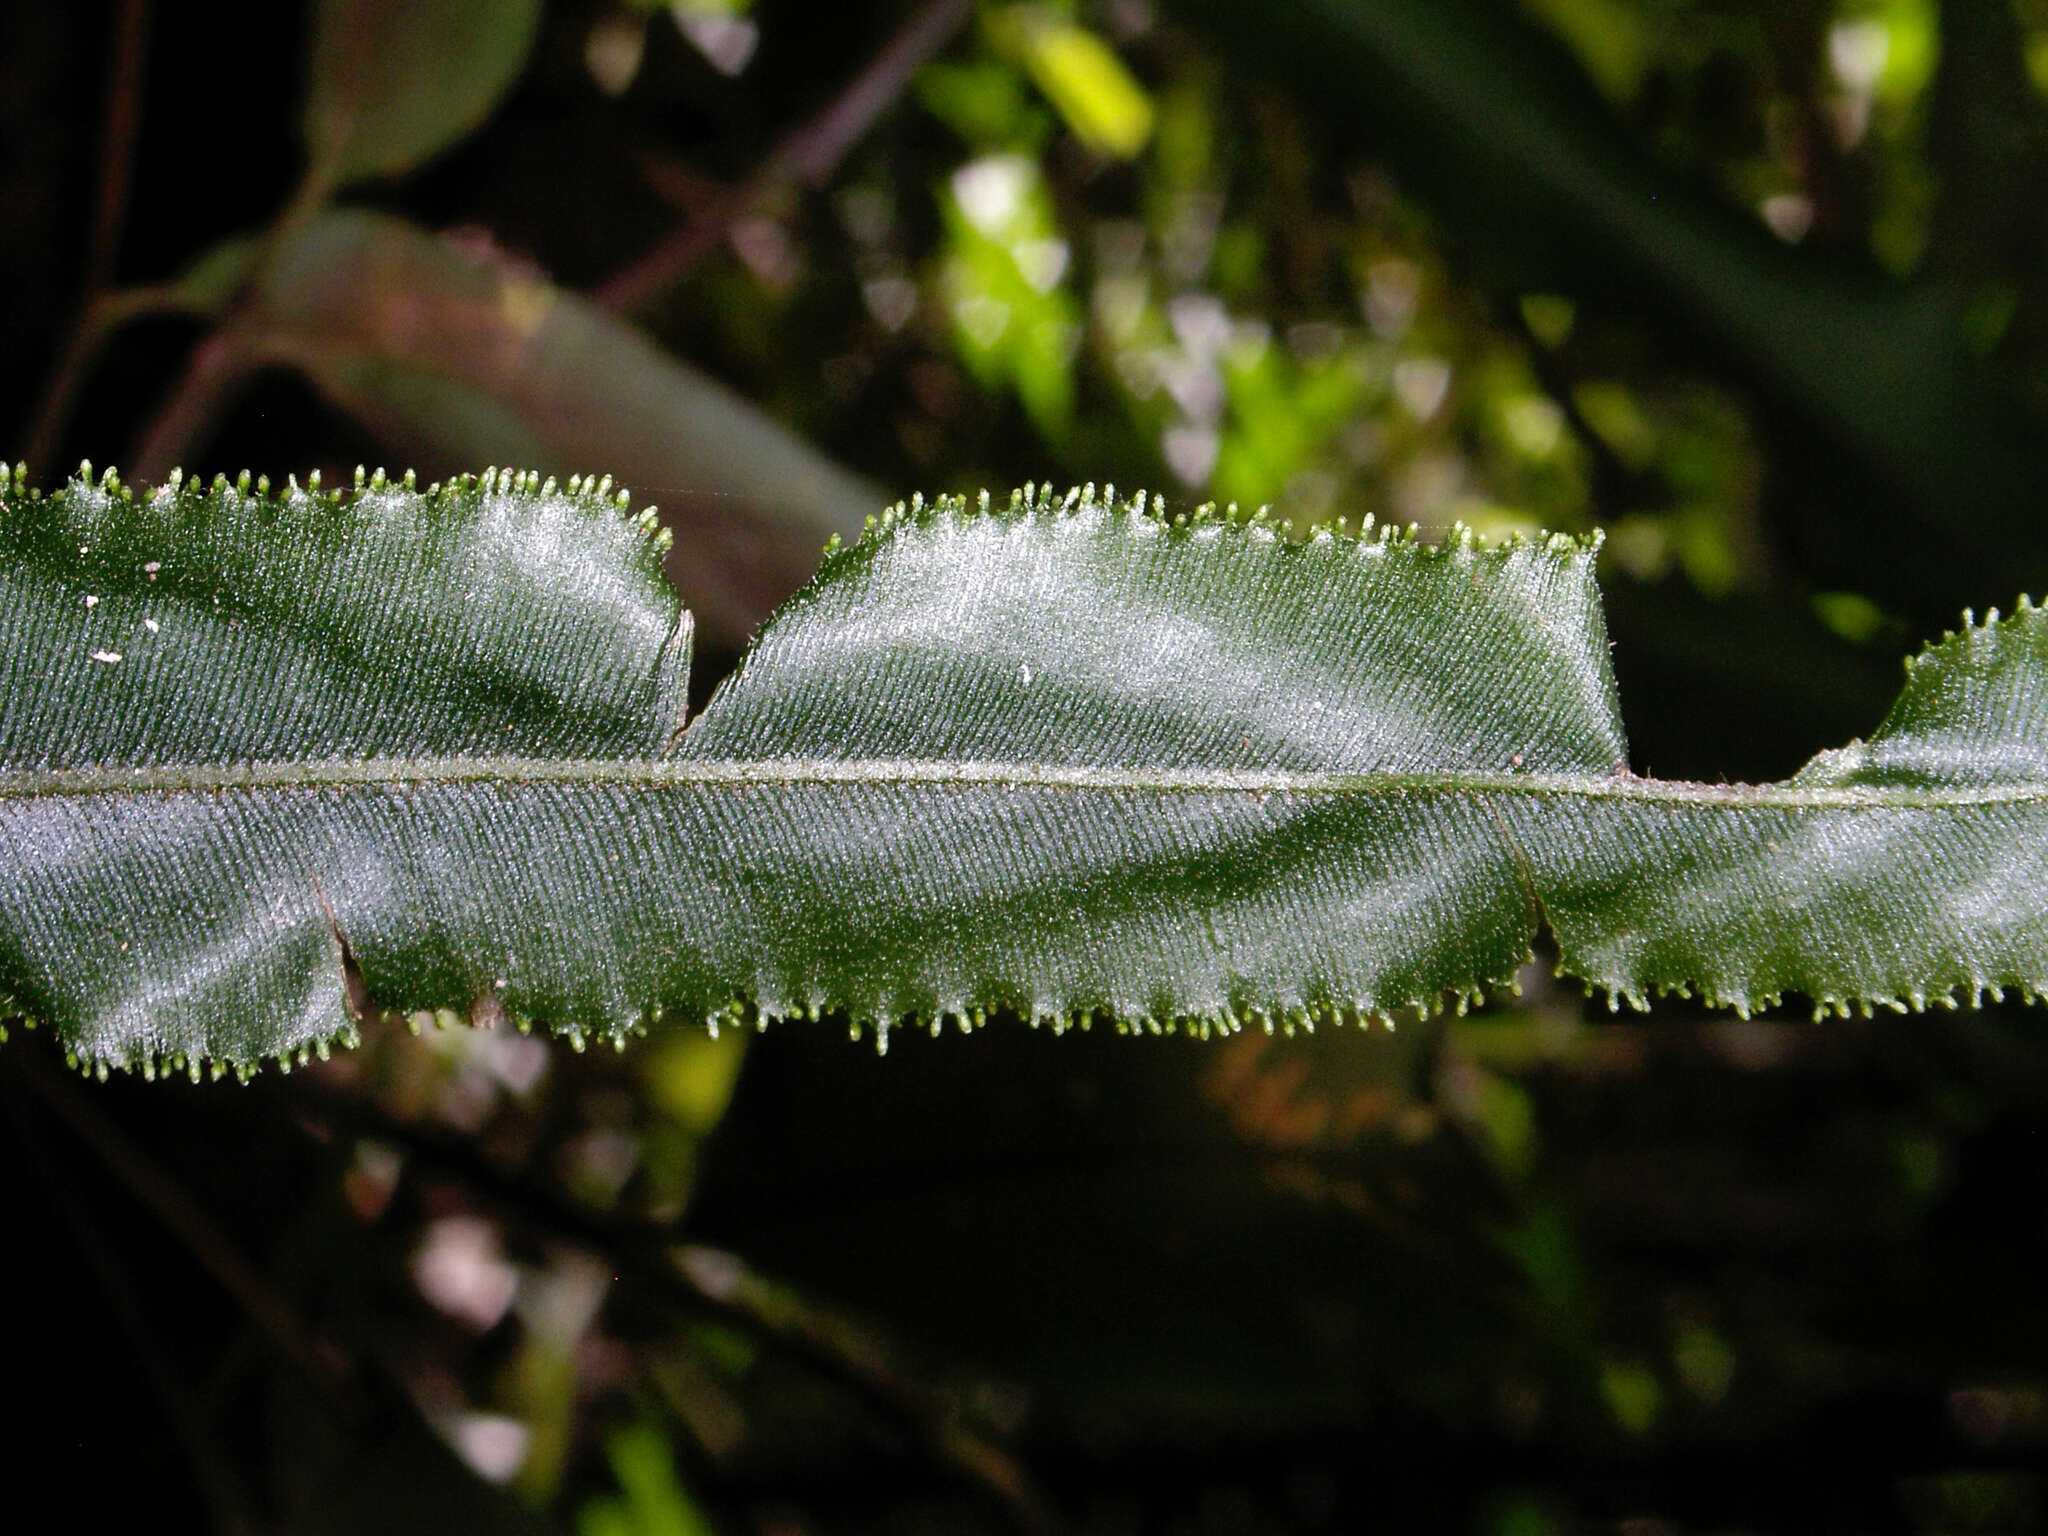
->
[303,0,543,187]
[2,474,2043,1080]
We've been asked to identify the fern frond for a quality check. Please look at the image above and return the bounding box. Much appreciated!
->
[2,469,2042,1079]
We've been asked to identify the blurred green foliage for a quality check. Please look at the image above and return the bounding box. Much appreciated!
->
[6,0,2048,1531]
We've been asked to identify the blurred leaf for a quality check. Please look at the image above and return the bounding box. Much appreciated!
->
[7,480,2048,1078]
[1166,0,2048,624]
[992,4,1156,159]
[167,234,263,313]
[1518,293,1574,347]
[648,1030,747,1133]
[1213,339,1376,509]
[1870,0,1938,105]
[1812,589,1891,647]
[1516,0,1646,102]
[303,0,543,188]
[578,1424,715,1536]
[916,59,1050,151]
[939,156,1080,437]
[1599,1359,1660,1434]
[1570,381,1652,470]
[219,209,879,643]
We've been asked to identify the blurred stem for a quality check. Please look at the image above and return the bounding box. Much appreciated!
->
[127,320,261,485]
[21,0,154,476]
[23,283,227,480]
[1,1072,258,1536]
[9,1044,358,1417]
[114,139,342,484]
[295,1077,1052,1534]
[34,151,337,486]
[88,0,153,296]
[598,0,973,311]
[670,1244,1055,1533]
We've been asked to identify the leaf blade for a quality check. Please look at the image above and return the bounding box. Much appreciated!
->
[2,475,2044,1077]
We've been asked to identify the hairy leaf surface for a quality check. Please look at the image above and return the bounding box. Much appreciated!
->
[1,471,2043,1079]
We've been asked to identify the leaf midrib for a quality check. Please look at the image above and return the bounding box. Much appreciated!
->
[0,757,2033,809]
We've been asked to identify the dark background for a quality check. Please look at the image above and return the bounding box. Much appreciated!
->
[4,1,2048,1531]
